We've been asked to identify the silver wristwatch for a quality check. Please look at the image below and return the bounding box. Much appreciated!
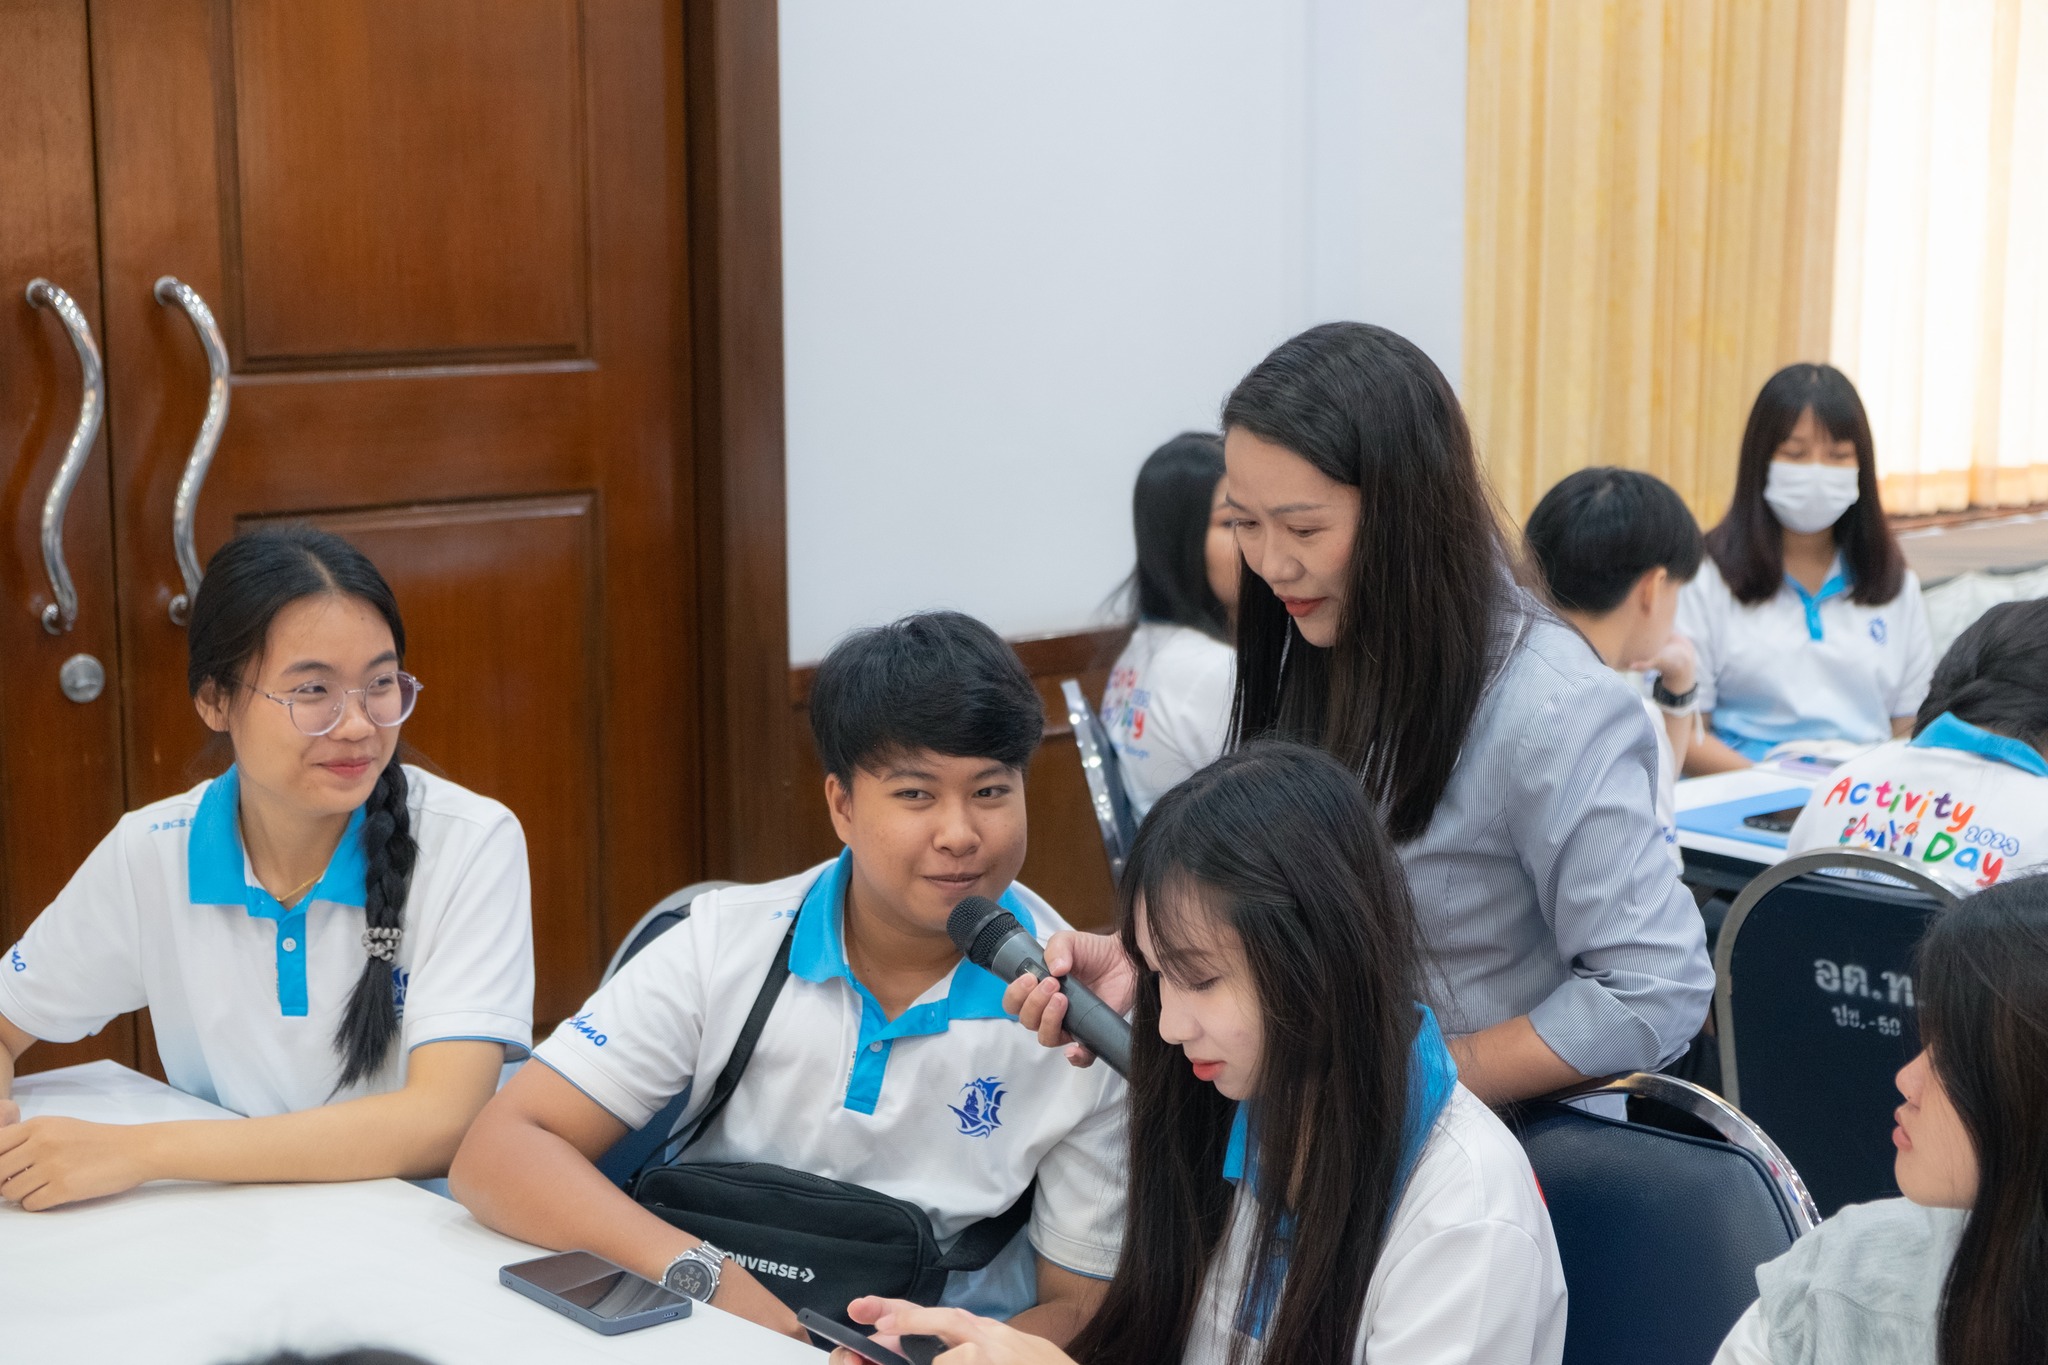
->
[661,1242,728,1303]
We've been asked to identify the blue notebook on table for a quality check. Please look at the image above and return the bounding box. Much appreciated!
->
[1676,788,1812,849]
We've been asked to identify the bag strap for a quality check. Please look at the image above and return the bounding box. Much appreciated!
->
[934,1181,1036,1272]
[643,915,798,1173]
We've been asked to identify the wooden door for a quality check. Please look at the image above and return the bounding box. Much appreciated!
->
[86,0,700,1031]
[0,0,137,1072]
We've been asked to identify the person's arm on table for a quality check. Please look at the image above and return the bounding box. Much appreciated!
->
[448,1059,807,1341]
[1684,719,1753,775]
[0,1012,30,1126]
[0,1038,504,1209]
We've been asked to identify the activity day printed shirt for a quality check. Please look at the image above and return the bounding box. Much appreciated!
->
[1786,713,2048,889]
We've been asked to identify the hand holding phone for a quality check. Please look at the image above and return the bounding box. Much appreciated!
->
[799,1308,917,1365]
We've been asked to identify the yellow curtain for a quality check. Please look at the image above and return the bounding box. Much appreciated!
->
[1465,0,1848,525]
[1830,0,2048,513]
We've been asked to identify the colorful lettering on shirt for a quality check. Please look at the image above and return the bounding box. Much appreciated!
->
[1822,772,2017,886]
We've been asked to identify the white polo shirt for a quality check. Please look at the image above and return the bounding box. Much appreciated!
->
[532,852,1127,1309]
[1184,1086,1567,1365]
[1101,621,1235,818]
[1677,556,1933,758]
[1787,713,2048,890]
[0,764,534,1117]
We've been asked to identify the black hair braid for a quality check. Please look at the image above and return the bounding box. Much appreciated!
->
[333,759,418,1090]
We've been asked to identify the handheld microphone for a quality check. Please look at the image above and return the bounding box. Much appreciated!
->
[947,896,1132,1078]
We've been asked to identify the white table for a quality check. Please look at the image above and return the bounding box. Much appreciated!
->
[1,1061,824,1365]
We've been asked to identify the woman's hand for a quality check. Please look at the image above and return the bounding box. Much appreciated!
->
[1000,931,1135,1068]
[0,1099,19,1129]
[830,1297,1078,1365]
[0,1116,153,1210]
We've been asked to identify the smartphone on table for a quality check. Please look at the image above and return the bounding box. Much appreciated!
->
[1740,805,1805,835]
[500,1249,693,1335]
[797,1307,949,1365]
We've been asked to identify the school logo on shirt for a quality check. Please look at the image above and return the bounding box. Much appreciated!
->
[1869,617,1887,644]
[391,967,410,1020]
[948,1076,1007,1137]
[7,947,23,973]
[567,1011,610,1047]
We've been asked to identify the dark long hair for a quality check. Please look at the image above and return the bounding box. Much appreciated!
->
[186,525,417,1091]
[1222,322,1515,840]
[1913,599,2048,748]
[1916,873,2048,1364]
[1069,740,1426,1365]
[1703,363,1905,606]
[1123,432,1230,641]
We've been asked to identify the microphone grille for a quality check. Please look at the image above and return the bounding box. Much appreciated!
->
[946,895,1012,964]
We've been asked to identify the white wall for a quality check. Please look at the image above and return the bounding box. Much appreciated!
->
[780,0,1467,661]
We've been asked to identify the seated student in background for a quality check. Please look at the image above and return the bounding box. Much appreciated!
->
[1207,322,1710,1105]
[451,612,1124,1345]
[1524,467,1706,867]
[835,742,1566,1365]
[0,526,533,1208]
[1101,432,1238,818]
[1713,871,2048,1365]
[1786,598,2048,890]
[1680,364,1932,773]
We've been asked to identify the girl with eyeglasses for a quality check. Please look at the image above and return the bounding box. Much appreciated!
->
[0,526,533,1209]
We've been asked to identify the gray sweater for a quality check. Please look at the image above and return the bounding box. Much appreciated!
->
[1399,609,1714,1073]
[1719,1197,1964,1365]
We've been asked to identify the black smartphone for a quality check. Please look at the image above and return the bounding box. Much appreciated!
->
[1741,805,1806,835]
[500,1250,694,1336]
[797,1307,938,1365]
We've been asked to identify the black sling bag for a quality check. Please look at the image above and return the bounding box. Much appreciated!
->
[629,916,1034,1324]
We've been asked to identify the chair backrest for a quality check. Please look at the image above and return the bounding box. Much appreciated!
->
[1715,847,1961,1216]
[1505,1072,1817,1365]
[1061,678,1136,882]
[593,879,735,1186]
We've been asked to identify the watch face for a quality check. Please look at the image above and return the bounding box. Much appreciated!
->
[667,1256,717,1301]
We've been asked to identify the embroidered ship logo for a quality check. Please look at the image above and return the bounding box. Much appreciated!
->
[949,1076,1007,1137]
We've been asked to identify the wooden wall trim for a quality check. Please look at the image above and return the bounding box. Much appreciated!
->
[684,0,792,883]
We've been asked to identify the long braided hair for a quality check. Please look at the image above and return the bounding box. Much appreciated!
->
[186,524,418,1089]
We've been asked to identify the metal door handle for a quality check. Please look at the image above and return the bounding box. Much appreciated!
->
[153,276,229,625]
[24,279,105,634]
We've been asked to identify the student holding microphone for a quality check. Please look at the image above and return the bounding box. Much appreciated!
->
[835,743,1567,1365]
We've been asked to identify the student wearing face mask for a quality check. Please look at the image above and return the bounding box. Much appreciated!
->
[1678,365,1932,773]
[1711,871,2048,1365]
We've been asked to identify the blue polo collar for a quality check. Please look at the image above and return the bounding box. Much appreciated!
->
[1785,557,1851,642]
[187,766,370,1016]
[1221,1004,1459,1339]
[1913,712,2048,778]
[790,849,1039,1114]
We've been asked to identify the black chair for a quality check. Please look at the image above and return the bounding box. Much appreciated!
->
[593,879,735,1186]
[1506,1072,1818,1365]
[1715,847,1961,1216]
[1061,678,1137,881]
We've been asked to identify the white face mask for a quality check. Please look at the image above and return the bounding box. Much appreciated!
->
[1764,461,1860,534]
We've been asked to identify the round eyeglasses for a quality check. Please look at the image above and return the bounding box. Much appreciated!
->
[254,671,423,737]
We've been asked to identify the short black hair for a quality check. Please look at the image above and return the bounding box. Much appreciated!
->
[809,611,1043,784]
[1129,432,1229,640]
[1915,598,2048,747]
[1523,467,1704,614]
